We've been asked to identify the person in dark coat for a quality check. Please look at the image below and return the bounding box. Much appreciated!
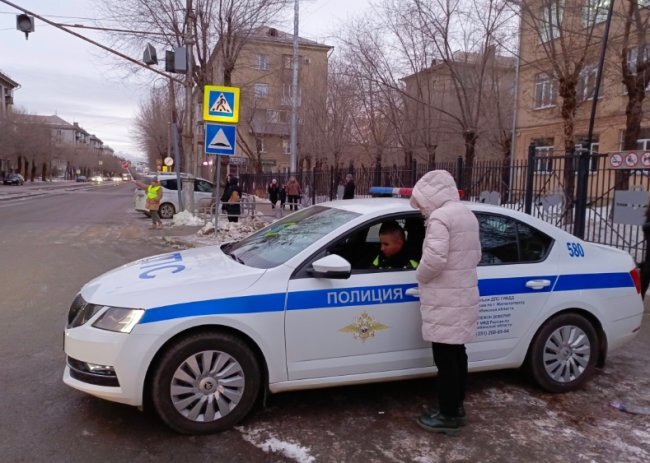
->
[220,174,231,213]
[343,173,355,199]
[222,176,242,223]
[268,179,280,208]
[279,184,287,209]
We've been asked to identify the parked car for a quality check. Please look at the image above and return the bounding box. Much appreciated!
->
[3,173,24,185]
[134,173,215,219]
[76,176,87,183]
[63,198,643,434]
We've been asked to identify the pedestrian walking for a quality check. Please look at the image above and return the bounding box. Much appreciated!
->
[134,176,163,229]
[222,176,242,223]
[410,170,481,434]
[285,176,302,211]
[279,184,287,209]
[343,173,355,199]
[268,179,280,209]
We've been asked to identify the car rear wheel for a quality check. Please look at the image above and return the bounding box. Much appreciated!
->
[151,331,261,434]
[159,203,175,219]
[526,313,598,392]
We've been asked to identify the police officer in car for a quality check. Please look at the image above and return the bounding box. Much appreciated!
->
[372,221,418,270]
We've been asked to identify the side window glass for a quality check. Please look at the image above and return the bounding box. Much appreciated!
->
[476,213,552,265]
[517,222,553,262]
[161,179,178,190]
[195,180,213,193]
[477,214,519,265]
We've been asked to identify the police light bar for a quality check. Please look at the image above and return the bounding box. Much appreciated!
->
[369,186,464,199]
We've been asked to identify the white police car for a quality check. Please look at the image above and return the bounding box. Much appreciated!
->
[63,198,644,434]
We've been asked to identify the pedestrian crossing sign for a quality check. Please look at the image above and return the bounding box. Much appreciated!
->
[205,122,237,156]
[203,85,240,123]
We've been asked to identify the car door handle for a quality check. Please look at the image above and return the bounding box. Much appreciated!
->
[405,287,420,298]
[525,279,552,290]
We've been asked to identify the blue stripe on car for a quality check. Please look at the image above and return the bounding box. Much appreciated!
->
[139,272,634,324]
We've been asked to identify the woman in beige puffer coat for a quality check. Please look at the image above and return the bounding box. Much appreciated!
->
[410,170,481,434]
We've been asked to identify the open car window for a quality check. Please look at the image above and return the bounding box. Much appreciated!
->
[294,213,425,278]
[225,206,360,269]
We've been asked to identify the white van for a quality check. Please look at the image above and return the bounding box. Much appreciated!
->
[134,173,216,219]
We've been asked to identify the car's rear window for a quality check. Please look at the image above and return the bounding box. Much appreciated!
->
[225,206,360,269]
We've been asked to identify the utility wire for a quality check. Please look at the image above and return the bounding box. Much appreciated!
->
[0,0,181,83]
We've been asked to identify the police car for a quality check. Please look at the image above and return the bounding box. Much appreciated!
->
[63,197,644,434]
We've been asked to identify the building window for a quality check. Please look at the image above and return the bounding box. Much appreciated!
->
[282,83,301,106]
[539,0,563,42]
[534,73,557,108]
[533,138,554,173]
[625,46,650,91]
[577,65,603,101]
[255,138,265,153]
[637,139,650,150]
[282,139,290,155]
[254,83,269,99]
[255,54,269,70]
[267,109,290,123]
[574,136,599,172]
[582,0,609,26]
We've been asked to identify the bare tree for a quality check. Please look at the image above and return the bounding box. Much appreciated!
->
[133,85,174,168]
[97,0,289,174]
[619,0,650,151]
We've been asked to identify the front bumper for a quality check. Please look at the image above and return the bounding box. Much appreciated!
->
[63,324,160,407]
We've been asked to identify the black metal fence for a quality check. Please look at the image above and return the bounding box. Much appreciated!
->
[239,150,649,262]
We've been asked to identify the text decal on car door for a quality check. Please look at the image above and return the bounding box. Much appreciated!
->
[139,252,186,279]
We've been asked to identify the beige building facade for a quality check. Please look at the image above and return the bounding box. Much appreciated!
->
[209,27,331,173]
[514,0,650,162]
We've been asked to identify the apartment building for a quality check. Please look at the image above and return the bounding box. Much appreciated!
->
[209,27,332,173]
[514,0,650,163]
[401,50,516,165]
[0,71,20,176]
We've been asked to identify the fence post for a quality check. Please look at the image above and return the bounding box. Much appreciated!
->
[524,142,535,215]
[311,167,316,205]
[329,166,334,200]
[573,147,590,239]
[455,156,464,191]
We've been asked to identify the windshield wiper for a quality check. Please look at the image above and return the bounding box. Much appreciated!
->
[223,248,245,265]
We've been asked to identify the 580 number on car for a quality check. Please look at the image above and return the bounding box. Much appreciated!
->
[566,242,585,257]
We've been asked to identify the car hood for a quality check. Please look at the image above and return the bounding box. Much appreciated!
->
[80,245,266,309]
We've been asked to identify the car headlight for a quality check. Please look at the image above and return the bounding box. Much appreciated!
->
[92,308,145,333]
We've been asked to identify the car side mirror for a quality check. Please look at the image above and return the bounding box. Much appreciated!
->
[308,254,351,279]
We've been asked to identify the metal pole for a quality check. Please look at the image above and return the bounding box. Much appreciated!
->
[185,0,194,176]
[214,159,221,237]
[290,0,299,173]
[171,121,183,210]
[575,0,615,239]
[525,142,535,215]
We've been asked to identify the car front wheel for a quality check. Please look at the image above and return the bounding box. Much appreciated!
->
[151,331,261,434]
[158,203,175,219]
[526,313,598,392]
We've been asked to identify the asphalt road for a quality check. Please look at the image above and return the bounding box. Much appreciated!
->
[0,182,649,463]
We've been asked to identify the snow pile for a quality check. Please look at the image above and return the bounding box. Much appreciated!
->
[237,426,315,463]
[172,210,206,226]
[197,216,270,242]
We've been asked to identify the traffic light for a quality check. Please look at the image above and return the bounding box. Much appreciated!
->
[16,14,35,40]
[164,47,187,73]
[143,43,158,65]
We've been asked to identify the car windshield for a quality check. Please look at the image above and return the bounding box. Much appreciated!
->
[225,206,360,269]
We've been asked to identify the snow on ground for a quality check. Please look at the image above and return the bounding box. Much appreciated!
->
[236,425,316,463]
[172,210,207,226]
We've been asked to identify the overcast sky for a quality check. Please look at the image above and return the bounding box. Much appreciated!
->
[0,0,369,160]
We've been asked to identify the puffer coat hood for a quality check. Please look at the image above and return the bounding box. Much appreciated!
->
[411,170,481,344]
[410,170,459,217]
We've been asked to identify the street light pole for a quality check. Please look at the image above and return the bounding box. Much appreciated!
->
[290,0,299,173]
